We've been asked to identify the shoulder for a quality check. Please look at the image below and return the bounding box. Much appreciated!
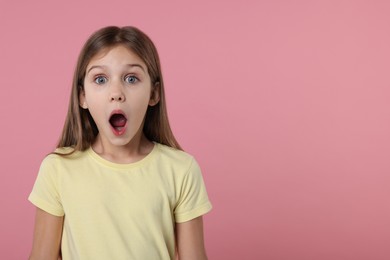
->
[37,148,91,182]
[154,143,202,178]
[155,143,196,167]
[40,147,87,168]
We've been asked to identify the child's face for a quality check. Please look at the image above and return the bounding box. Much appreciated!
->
[80,45,159,149]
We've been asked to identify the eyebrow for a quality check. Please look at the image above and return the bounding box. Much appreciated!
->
[86,64,146,74]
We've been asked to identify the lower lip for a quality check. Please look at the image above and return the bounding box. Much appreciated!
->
[111,124,127,136]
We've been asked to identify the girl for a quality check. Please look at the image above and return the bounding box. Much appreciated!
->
[29,26,212,260]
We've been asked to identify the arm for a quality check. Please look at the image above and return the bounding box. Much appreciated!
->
[176,216,208,260]
[29,207,64,260]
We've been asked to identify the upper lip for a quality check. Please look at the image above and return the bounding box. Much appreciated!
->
[109,109,127,119]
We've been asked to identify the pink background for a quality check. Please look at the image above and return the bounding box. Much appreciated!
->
[1,1,390,259]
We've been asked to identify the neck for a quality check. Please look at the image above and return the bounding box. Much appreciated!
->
[91,133,154,164]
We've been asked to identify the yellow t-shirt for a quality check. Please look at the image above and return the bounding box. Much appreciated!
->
[28,143,212,259]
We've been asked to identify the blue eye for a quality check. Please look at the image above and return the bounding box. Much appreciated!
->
[94,76,107,84]
[125,75,138,84]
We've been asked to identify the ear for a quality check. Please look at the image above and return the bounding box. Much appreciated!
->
[149,82,160,106]
[79,89,88,109]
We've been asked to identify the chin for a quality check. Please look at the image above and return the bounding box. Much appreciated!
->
[110,133,138,146]
[109,137,134,146]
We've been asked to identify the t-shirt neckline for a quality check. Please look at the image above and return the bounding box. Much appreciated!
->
[87,142,159,170]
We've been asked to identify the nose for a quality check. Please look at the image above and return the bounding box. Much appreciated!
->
[110,93,125,102]
[109,83,126,102]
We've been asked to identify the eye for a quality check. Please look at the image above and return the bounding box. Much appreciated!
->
[94,76,107,85]
[125,75,138,84]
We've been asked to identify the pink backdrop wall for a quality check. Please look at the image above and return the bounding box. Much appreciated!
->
[1,1,389,259]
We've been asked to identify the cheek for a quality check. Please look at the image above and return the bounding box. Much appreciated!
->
[129,89,151,106]
[131,98,150,116]
[85,99,105,122]
[127,95,151,120]
[84,88,105,105]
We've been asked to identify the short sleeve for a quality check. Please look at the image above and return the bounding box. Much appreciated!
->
[174,158,212,223]
[28,155,64,217]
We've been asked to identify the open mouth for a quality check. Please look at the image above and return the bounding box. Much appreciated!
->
[109,112,127,135]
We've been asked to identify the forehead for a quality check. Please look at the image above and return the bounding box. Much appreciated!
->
[87,44,147,70]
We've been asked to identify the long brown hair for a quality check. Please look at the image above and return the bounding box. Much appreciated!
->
[57,26,181,152]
